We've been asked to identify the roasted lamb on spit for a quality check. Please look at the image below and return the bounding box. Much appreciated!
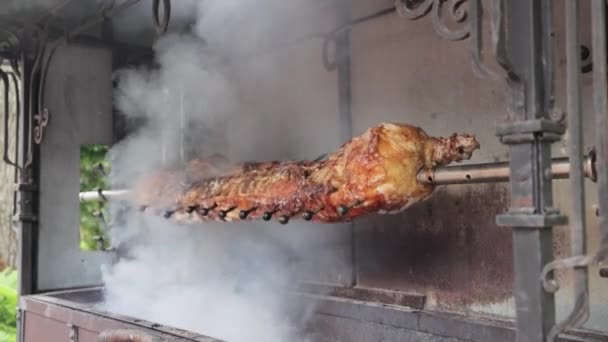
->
[133,123,480,224]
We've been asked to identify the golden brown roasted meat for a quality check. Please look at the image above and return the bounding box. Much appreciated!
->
[133,123,480,224]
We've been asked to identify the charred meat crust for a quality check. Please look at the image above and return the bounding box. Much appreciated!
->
[133,123,480,224]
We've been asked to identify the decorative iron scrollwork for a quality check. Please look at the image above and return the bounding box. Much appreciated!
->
[541,254,594,342]
[33,108,49,144]
[541,255,594,293]
[395,0,470,41]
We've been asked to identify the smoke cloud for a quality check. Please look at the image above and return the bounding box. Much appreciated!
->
[100,1,337,341]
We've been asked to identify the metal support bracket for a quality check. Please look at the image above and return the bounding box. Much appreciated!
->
[496,119,566,136]
[496,119,566,144]
[496,119,567,229]
[497,213,566,228]
[33,108,49,145]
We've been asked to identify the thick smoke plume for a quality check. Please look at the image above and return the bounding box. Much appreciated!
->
[100,1,337,341]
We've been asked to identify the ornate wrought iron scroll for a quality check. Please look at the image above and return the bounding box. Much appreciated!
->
[33,108,49,145]
[323,0,477,72]
[395,0,470,41]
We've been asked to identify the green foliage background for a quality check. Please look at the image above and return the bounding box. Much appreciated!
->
[80,145,111,251]
[0,269,17,342]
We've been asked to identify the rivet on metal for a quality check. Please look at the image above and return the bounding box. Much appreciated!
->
[218,206,236,220]
[302,211,314,221]
[239,207,257,219]
[279,215,290,225]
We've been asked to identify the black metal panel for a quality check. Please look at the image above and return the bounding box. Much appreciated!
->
[355,183,512,307]
[17,55,36,297]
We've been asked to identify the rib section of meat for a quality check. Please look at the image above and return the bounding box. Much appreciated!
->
[132,122,480,224]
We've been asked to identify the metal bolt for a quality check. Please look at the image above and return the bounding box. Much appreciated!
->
[218,207,236,220]
[263,212,273,221]
[239,207,257,220]
[302,211,314,221]
[199,203,217,216]
[279,215,290,225]
[337,205,349,216]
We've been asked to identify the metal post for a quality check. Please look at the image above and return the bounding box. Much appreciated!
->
[592,0,608,261]
[17,54,36,297]
[565,0,589,322]
[543,2,591,339]
[495,0,564,341]
[335,0,355,287]
[336,9,352,141]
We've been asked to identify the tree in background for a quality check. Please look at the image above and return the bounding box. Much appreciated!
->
[0,67,18,270]
[0,66,18,342]
[80,145,111,251]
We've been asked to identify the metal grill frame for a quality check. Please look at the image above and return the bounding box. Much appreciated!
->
[1,0,607,341]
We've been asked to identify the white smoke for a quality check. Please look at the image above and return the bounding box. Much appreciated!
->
[100,1,335,341]
[101,216,313,342]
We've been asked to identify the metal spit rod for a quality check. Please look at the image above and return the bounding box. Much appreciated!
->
[79,189,131,202]
[79,152,597,203]
[417,151,597,185]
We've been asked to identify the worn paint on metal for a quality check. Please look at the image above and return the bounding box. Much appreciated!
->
[355,183,513,308]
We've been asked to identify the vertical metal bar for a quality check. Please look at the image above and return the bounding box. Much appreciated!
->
[18,55,36,297]
[1,69,10,166]
[526,0,544,118]
[592,0,608,261]
[470,0,484,76]
[541,0,555,113]
[512,226,556,341]
[335,0,355,287]
[336,27,352,141]
[9,72,21,228]
[545,2,591,339]
[566,0,587,267]
[565,0,588,314]
[499,1,560,341]
[179,85,185,163]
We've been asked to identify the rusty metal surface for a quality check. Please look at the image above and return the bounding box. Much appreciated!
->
[354,183,512,308]
[297,282,426,309]
[20,294,221,342]
[301,293,608,342]
[22,287,608,342]
[98,329,171,342]
[306,314,465,342]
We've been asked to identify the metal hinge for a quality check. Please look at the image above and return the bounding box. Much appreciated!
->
[67,324,78,342]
